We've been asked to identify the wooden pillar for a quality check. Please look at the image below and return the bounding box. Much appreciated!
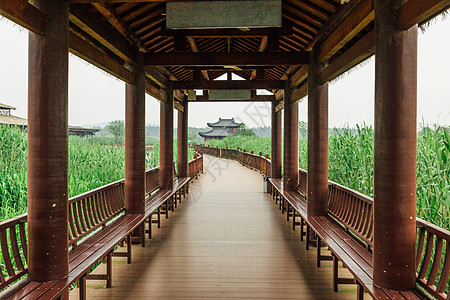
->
[283,80,298,191]
[373,0,417,290]
[307,53,329,217]
[177,101,189,178]
[28,0,69,282]
[125,53,145,214]
[271,99,282,179]
[160,82,174,190]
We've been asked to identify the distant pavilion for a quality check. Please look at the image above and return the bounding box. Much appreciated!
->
[198,117,243,141]
[0,102,100,137]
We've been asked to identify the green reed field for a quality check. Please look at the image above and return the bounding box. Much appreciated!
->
[206,125,450,230]
[0,124,193,221]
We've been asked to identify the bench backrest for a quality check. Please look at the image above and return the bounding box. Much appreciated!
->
[415,218,450,300]
[0,214,28,290]
[327,182,373,250]
[145,167,160,195]
[68,180,125,248]
[0,179,126,290]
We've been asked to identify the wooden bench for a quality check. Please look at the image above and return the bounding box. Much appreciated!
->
[268,178,310,245]
[268,177,450,300]
[307,182,432,300]
[0,180,146,300]
[0,156,203,299]
[274,179,449,300]
[143,165,190,240]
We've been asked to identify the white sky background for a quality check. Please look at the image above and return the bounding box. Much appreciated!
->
[0,17,449,129]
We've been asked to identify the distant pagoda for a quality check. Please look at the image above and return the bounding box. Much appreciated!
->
[198,117,244,141]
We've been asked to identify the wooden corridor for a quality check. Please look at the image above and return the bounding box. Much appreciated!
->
[70,155,360,299]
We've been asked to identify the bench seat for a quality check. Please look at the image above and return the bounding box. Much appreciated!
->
[309,216,426,300]
[267,178,425,300]
[5,213,145,300]
[144,176,190,239]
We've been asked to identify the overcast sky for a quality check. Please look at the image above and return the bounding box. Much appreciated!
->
[0,17,449,129]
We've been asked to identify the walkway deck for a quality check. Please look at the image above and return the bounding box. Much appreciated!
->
[70,155,362,299]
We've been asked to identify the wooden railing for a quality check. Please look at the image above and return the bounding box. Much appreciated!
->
[0,154,203,291]
[197,145,450,299]
[415,218,450,300]
[68,180,125,248]
[189,155,203,179]
[0,214,28,290]
[327,181,373,249]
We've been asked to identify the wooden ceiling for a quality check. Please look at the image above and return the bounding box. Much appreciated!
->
[69,0,341,87]
[1,0,448,102]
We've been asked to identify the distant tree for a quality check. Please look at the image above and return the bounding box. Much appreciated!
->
[237,125,256,137]
[107,120,124,142]
[298,121,307,138]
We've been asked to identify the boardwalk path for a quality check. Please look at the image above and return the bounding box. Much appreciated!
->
[71,155,359,299]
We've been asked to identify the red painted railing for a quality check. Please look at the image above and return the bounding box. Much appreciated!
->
[197,145,450,299]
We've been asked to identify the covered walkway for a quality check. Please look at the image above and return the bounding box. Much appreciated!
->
[70,155,358,299]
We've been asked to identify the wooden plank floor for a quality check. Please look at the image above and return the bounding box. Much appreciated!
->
[70,155,366,299]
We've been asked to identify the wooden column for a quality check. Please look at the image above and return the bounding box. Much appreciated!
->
[177,101,189,178]
[271,99,282,179]
[307,53,329,217]
[283,80,298,191]
[28,0,69,282]
[125,53,145,214]
[373,0,417,290]
[160,82,174,190]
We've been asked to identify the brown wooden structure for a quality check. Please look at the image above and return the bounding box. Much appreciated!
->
[0,0,449,299]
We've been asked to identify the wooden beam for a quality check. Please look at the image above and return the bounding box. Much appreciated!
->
[275,101,284,112]
[173,80,285,90]
[291,83,308,102]
[145,80,167,102]
[92,3,147,51]
[318,31,374,85]
[174,101,184,112]
[72,0,168,2]
[397,0,450,30]
[146,66,168,88]
[69,5,136,64]
[144,52,309,66]
[92,2,179,81]
[290,65,308,88]
[316,0,374,63]
[69,31,135,84]
[161,27,293,38]
[174,90,185,101]
[0,0,46,34]
[275,90,284,101]
[305,0,362,51]
[187,37,209,80]
[250,37,268,80]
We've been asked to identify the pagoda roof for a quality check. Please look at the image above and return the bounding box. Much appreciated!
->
[198,127,237,138]
[207,118,243,128]
[0,103,16,110]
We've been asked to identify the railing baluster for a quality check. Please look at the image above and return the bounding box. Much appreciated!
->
[436,240,449,294]
[19,222,28,264]
[418,233,434,279]
[0,229,15,277]
[77,200,87,233]
[9,225,24,271]
[68,204,78,239]
[427,236,443,286]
